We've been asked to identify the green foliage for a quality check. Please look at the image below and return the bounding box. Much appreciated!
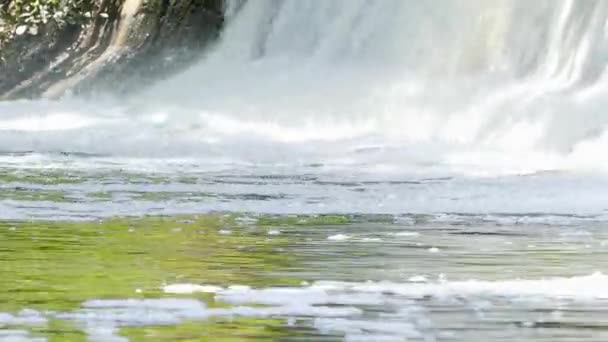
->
[0,0,95,42]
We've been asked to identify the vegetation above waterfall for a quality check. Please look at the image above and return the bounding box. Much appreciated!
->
[0,0,225,99]
[0,0,95,45]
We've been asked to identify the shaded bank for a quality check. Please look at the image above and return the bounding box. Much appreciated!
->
[0,0,225,100]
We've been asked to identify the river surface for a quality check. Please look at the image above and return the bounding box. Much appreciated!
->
[0,162,608,341]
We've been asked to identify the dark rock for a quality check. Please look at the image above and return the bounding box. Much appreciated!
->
[0,0,226,100]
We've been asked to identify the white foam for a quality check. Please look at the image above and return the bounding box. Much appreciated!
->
[56,299,210,328]
[83,298,206,311]
[211,305,362,318]
[0,310,47,326]
[408,275,428,283]
[216,286,385,307]
[53,296,362,341]
[314,318,422,340]
[392,232,420,237]
[0,113,102,132]
[328,234,351,241]
[163,284,223,294]
[227,285,251,291]
[0,311,47,342]
[311,272,608,300]
[0,330,46,342]
[8,273,608,340]
[209,273,608,307]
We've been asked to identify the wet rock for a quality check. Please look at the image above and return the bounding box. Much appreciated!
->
[0,0,226,99]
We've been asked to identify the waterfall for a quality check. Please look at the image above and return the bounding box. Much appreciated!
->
[141,0,608,163]
[4,0,608,174]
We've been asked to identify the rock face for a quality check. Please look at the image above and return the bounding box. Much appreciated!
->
[0,0,225,100]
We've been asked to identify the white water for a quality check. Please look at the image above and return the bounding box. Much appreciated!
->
[3,1,608,217]
[4,1,608,172]
[149,0,608,175]
[6,273,608,341]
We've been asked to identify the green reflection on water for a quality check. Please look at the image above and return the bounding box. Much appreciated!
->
[121,318,298,342]
[0,188,70,202]
[0,215,300,335]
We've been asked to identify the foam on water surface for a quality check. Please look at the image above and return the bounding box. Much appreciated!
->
[6,273,608,341]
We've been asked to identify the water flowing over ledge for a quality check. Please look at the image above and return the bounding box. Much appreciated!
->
[3,1,608,174]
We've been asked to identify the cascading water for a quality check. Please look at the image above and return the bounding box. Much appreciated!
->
[2,1,608,172]
[135,0,608,174]
[2,1,608,217]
